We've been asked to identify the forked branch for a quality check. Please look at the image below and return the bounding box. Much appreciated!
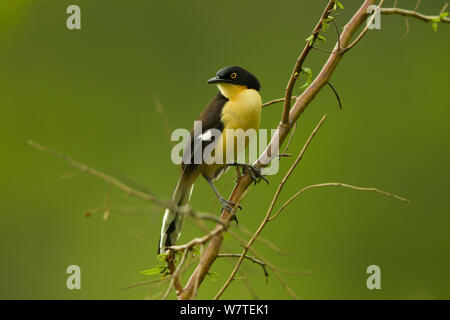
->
[179,0,380,300]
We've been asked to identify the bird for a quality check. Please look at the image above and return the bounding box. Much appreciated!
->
[158,66,267,254]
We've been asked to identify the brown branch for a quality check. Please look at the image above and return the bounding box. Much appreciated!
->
[165,254,183,295]
[178,0,379,301]
[213,115,328,300]
[343,0,385,53]
[189,199,306,299]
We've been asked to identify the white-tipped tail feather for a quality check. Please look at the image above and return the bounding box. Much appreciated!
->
[158,175,194,254]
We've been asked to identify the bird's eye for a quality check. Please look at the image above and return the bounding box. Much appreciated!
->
[230,72,237,79]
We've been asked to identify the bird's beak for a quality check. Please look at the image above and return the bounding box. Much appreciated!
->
[207,76,221,84]
[207,76,231,84]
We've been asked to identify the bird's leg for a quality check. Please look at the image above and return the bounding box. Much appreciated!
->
[227,163,269,185]
[203,175,242,220]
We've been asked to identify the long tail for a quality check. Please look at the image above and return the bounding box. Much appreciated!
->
[158,173,194,254]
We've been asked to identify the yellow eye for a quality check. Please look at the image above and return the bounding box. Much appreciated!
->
[230,72,237,79]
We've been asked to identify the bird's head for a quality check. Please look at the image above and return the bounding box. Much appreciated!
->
[207,66,261,93]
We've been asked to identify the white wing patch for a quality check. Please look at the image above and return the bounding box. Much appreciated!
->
[198,129,213,141]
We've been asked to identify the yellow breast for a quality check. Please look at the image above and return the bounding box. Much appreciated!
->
[202,84,262,178]
[221,86,262,161]
[220,86,262,132]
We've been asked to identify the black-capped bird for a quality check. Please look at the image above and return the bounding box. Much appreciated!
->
[158,66,266,254]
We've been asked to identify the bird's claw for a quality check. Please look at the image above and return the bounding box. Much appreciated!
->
[241,164,269,185]
[230,213,239,225]
[219,198,241,213]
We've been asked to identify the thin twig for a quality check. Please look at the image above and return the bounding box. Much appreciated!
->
[192,211,227,226]
[312,46,339,54]
[120,277,168,291]
[281,0,338,125]
[268,182,409,222]
[154,95,175,148]
[28,140,165,206]
[169,226,225,252]
[380,7,450,23]
[28,140,225,226]
[327,81,343,109]
[228,230,311,276]
[236,225,295,256]
[414,0,422,12]
[281,122,297,156]
[441,3,449,15]
[272,269,301,299]
[218,254,269,282]
[226,230,305,299]
[402,17,410,39]
[332,18,342,51]
[312,18,343,55]
[121,256,198,292]
[241,275,260,299]
[162,249,188,299]
[262,96,298,108]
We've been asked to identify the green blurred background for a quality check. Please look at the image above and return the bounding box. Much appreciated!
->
[1,0,449,299]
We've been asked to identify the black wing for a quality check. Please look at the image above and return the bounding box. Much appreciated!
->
[181,92,228,174]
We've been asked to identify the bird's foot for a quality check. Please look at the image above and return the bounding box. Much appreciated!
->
[219,197,242,214]
[230,163,269,185]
